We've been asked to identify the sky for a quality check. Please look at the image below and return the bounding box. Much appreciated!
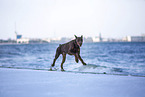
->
[0,0,145,39]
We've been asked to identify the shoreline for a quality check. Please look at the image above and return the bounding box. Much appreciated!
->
[0,66,145,78]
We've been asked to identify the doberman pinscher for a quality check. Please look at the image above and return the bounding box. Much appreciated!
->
[51,35,86,71]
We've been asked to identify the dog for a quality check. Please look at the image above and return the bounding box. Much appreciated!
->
[51,35,86,71]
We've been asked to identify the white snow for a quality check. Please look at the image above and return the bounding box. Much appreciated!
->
[0,68,145,97]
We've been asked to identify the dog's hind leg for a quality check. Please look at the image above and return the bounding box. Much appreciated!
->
[61,53,66,71]
[51,53,60,67]
[51,47,61,67]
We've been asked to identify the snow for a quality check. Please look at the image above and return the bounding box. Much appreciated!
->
[0,68,145,97]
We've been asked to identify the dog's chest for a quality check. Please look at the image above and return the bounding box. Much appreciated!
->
[71,44,80,53]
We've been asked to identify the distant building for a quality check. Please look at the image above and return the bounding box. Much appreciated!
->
[92,33,102,42]
[16,35,22,39]
[15,24,30,44]
[43,38,51,42]
[0,39,16,44]
[92,37,100,42]
[84,37,93,43]
[123,35,145,42]
[50,37,61,43]
[60,37,71,43]
[15,33,29,44]
[17,38,29,44]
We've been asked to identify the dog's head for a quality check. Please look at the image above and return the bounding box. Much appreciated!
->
[74,35,83,47]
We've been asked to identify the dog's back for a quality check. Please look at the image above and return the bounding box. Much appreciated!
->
[58,39,79,55]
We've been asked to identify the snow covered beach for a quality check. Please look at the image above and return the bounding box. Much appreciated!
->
[0,68,145,97]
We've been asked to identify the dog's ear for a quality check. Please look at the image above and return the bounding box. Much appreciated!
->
[74,35,77,39]
[81,35,83,39]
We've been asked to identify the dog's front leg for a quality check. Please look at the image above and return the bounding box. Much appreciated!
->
[76,53,86,65]
[75,55,79,63]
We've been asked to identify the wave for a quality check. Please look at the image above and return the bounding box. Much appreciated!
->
[1,64,145,77]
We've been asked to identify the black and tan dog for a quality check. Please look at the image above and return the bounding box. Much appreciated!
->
[51,35,86,71]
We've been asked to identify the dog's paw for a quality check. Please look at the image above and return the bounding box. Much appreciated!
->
[83,62,87,65]
[49,68,52,71]
[75,60,79,63]
[75,58,79,63]
[61,69,65,71]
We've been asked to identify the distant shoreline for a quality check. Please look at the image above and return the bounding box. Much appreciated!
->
[0,41,145,45]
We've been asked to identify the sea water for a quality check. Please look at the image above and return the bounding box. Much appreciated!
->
[0,42,145,77]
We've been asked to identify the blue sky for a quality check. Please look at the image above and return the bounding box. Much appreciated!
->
[0,0,145,39]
